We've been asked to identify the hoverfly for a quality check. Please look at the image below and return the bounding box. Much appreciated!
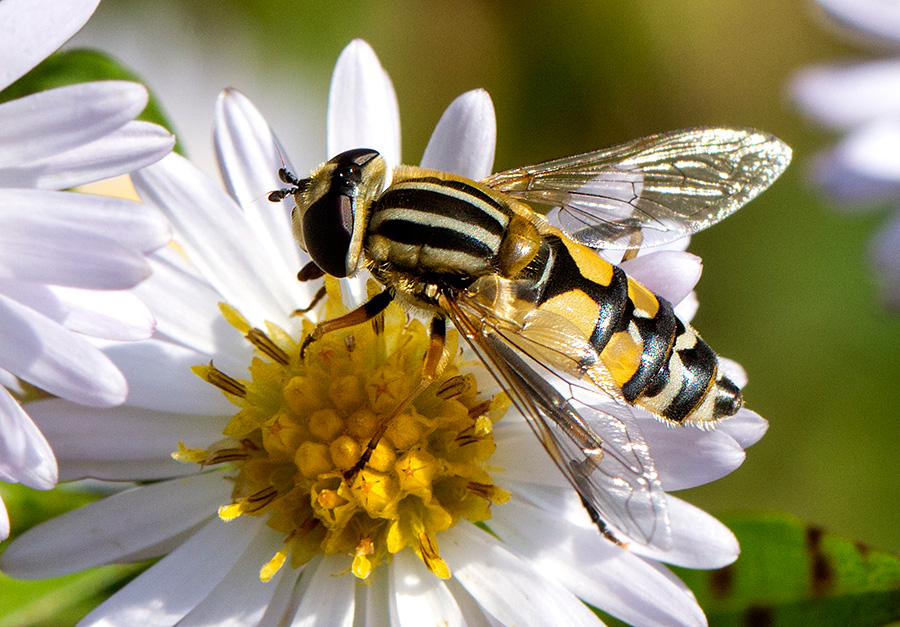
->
[269,127,791,551]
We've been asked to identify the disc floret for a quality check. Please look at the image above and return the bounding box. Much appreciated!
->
[176,279,509,580]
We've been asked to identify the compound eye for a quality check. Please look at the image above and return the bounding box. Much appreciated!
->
[303,189,354,277]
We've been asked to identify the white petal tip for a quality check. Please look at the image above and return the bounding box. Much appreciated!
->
[420,89,497,179]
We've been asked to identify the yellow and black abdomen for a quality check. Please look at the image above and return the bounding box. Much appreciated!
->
[531,233,742,424]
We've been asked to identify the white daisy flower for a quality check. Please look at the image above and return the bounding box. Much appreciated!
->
[0,0,175,538]
[791,0,900,307]
[1,40,766,626]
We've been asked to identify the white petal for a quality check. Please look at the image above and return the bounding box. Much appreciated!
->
[0,386,56,489]
[603,237,692,266]
[810,147,900,207]
[871,208,900,308]
[327,39,401,169]
[0,293,127,406]
[443,578,497,627]
[511,481,736,569]
[132,154,299,329]
[56,287,154,340]
[716,408,769,448]
[442,524,602,626]
[0,81,147,167]
[620,251,703,306]
[290,555,356,627]
[0,279,155,341]
[257,567,304,627]
[76,516,263,627]
[391,550,464,627]
[491,419,568,488]
[420,89,496,180]
[133,248,253,371]
[178,525,288,627]
[60,459,197,482]
[827,119,900,184]
[29,399,222,481]
[638,419,745,491]
[0,367,24,396]
[791,59,900,129]
[1,472,230,579]
[357,566,392,627]
[0,497,8,540]
[102,339,236,415]
[490,496,706,627]
[717,357,748,389]
[0,191,167,289]
[214,89,306,283]
[673,291,699,323]
[815,0,900,46]
[0,121,175,190]
[0,0,100,90]
[628,495,739,569]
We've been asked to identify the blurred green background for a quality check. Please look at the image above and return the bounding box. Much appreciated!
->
[57,0,900,558]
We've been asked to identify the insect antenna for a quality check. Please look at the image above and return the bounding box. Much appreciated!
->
[268,168,311,202]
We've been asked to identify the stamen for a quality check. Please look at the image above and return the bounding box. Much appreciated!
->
[243,485,279,511]
[260,549,288,582]
[467,481,511,504]
[417,530,450,579]
[194,362,247,398]
[352,536,375,579]
[205,447,252,465]
[220,485,279,520]
[436,374,473,400]
[246,328,290,365]
[468,400,491,419]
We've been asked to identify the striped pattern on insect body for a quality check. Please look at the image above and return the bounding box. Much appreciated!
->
[269,127,791,550]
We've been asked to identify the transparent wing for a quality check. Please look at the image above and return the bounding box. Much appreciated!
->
[442,293,671,551]
[483,127,792,250]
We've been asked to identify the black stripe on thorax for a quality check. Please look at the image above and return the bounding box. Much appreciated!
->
[372,218,494,258]
[377,186,508,236]
[400,176,507,213]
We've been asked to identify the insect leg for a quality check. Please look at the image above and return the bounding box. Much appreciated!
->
[299,289,394,357]
[290,263,328,316]
[345,316,449,482]
[292,286,327,315]
[297,261,326,282]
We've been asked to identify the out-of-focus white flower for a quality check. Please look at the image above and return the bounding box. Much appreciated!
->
[792,0,900,307]
[1,40,767,626]
[0,0,174,539]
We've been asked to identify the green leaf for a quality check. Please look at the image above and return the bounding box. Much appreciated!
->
[0,48,182,154]
[0,484,150,626]
[0,564,145,627]
[674,513,900,627]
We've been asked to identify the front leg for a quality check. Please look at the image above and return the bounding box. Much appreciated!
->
[299,289,394,357]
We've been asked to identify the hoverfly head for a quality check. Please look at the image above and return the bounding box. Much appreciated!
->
[280,148,385,278]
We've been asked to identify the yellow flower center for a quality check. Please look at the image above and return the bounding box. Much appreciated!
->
[174,278,509,581]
